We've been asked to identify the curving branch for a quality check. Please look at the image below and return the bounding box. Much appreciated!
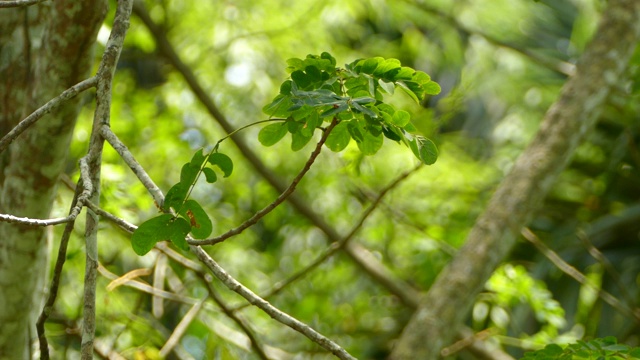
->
[191,245,357,360]
[190,118,338,246]
[0,77,97,154]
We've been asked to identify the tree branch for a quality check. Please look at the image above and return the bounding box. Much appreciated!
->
[191,245,356,360]
[522,228,640,322]
[0,0,48,8]
[0,77,97,154]
[190,118,338,246]
[81,0,133,358]
[390,1,640,358]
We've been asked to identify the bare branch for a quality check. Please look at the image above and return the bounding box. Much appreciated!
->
[190,118,339,246]
[247,164,422,306]
[522,228,640,323]
[0,0,48,8]
[36,184,83,360]
[81,0,133,357]
[0,77,97,154]
[191,245,356,360]
[100,125,164,207]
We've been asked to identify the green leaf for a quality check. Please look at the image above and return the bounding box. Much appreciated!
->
[378,79,395,94]
[208,152,233,177]
[180,162,199,186]
[258,123,288,146]
[131,214,191,255]
[190,149,206,167]
[163,182,189,211]
[387,66,414,81]
[359,57,382,74]
[300,111,321,137]
[347,121,364,142]
[325,121,351,152]
[356,131,383,156]
[373,58,401,77]
[320,103,349,118]
[390,110,411,127]
[202,167,217,183]
[263,94,293,117]
[179,199,212,239]
[286,58,305,72]
[350,101,377,118]
[409,136,438,165]
[168,217,192,251]
[396,81,421,103]
[291,131,312,151]
[132,214,172,255]
[381,125,402,142]
[423,81,442,95]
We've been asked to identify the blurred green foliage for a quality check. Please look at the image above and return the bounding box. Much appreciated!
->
[47,0,640,358]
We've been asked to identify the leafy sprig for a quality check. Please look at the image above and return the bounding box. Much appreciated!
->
[261,52,441,164]
[522,337,640,360]
[131,52,441,255]
[131,147,233,255]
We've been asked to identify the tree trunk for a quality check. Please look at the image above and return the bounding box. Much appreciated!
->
[0,1,106,358]
[389,0,640,358]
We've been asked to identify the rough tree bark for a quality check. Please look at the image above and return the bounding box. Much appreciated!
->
[0,1,106,358]
[390,0,640,358]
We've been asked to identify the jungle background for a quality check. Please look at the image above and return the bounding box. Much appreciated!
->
[1,0,639,359]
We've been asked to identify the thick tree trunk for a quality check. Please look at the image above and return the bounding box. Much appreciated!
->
[0,1,106,358]
[389,0,640,358]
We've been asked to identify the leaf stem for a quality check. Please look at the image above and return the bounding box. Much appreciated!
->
[189,117,339,245]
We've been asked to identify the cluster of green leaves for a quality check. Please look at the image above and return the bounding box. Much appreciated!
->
[131,148,233,255]
[131,52,440,255]
[522,337,640,360]
[260,52,441,164]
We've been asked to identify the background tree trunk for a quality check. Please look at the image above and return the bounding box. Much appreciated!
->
[389,0,640,358]
[0,1,106,358]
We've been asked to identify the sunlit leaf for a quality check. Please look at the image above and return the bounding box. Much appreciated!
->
[258,122,288,146]
[325,121,351,152]
[390,110,411,127]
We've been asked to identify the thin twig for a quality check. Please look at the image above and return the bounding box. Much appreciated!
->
[241,164,422,308]
[522,227,640,323]
[190,118,339,246]
[576,229,636,305]
[100,125,164,207]
[36,183,83,359]
[0,77,96,154]
[198,273,271,360]
[191,246,357,360]
[0,0,48,8]
[159,298,207,358]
